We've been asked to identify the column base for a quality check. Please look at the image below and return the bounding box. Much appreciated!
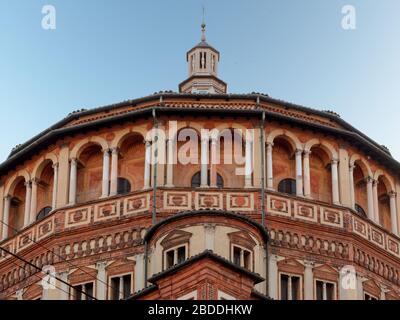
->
[164,184,175,188]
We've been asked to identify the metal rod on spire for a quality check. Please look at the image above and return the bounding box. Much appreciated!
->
[201,5,206,41]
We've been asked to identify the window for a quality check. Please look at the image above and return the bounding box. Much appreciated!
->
[280,274,301,300]
[71,282,94,300]
[191,171,223,188]
[36,206,52,221]
[218,291,236,300]
[164,245,187,269]
[117,178,131,195]
[278,179,296,195]
[178,291,197,300]
[355,204,367,218]
[364,292,378,300]
[315,280,336,300]
[110,274,132,300]
[232,245,252,270]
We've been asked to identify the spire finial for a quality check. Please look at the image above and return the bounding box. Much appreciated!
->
[201,5,206,42]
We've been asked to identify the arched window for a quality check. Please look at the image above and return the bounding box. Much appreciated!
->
[278,179,296,195]
[191,171,223,188]
[355,204,367,218]
[117,178,131,195]
[36,206,52,221]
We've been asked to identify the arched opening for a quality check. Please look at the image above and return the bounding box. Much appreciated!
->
[210,129,246,188]
[117,177,131,195]
[9,178,26,235]
[36,161,54,218]
[174,128,201,187]
[354,204,367,218]
[272,137,296,191]
[353,161,368,217]
[309,146,332,203]
[36,206,52,221]
[119,133,145,192]
[191,171,223,188]
[76,144,103,203]
[377,176,391,231]
[278,178,296,195]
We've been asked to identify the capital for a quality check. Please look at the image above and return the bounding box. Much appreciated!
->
[295,149,303,156]
[110,147,119,154]
[331,158,339,165]
[388,191,397,198]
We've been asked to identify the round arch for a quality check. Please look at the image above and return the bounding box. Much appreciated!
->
[373,170,395,192]
[349,154,373,178]
[110,128,147,149]
[70,136,109,159]
[32,153,58,180]
[266,129,302,151]
[4,170,30,196]
[304,139,338,160]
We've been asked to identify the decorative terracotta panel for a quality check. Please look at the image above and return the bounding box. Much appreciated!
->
[387,236,400,257]
[352,217,368,239]
[195,192,223,210]
[64,206,92,228]
[370,226,385,249]
[94,200,120,222]
[163,191,192,210]
[36,216,55,242]
[320,207,343,228]
[16,229,35,252]
[0,239,15,263]
[294,201,318,223]
[226,193,254,212]
[267,195,291,217]
[124,193,150,215]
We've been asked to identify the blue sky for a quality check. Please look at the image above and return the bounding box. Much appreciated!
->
[0,0,399,162]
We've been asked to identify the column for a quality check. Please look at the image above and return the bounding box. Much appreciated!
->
[57,271,69,300]
[322,282,327,300]
[303,151,311,198]
[239,249,244,267]
[389,192,398,235]
[29,179,38,223]
[373,180,380,223]
[356,275,365,300]
[52,163,59,210]
[56,144,71,208]
[268,254,278,300]
[143,140,152,189]
[23,181,32,227]
[133,253,145,292]
[101,149,110,198]
[295,149,303,197]
[287,276,293,300]
[266,143,274,190]
[200,137,209,188]
[303,261,314,300]
[68,158,78,205]
[204,224,215,251]
[209,137,218,188]
[2,196,11,240]
[119,276,124,300]
[165,139,174,187]
[96,261,108,300]
[349,165,355,209]
[366,177,375,220]
[109,148,119,196]
[244,138,253,188]
[331,159,340,205]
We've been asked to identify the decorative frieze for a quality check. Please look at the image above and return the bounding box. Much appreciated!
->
[195,192,223,210]
[163,191,192,211]
[124,193,150,216]
[226,192,254,212]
